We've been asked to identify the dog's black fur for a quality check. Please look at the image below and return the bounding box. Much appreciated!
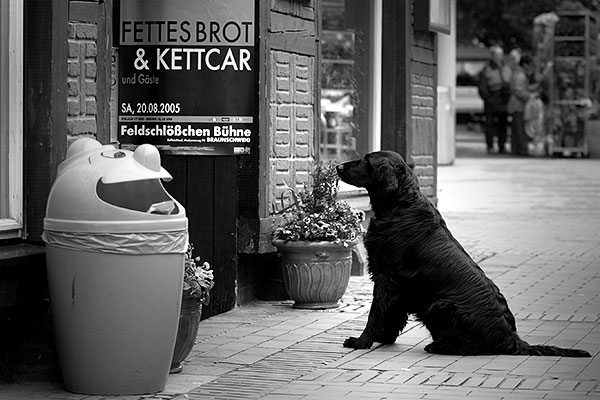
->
[337,151,590,357]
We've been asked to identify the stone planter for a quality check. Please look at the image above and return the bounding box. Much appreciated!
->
[272,239,357,309]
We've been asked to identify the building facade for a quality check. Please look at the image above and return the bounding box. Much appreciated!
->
[1,0,446,375]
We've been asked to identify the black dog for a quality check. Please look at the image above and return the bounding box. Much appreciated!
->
[337,151,590,357]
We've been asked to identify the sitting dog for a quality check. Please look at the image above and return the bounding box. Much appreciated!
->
[337,150,590,357]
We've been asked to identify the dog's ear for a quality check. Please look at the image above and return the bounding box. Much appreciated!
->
[376,158,399,192]
[400,162,420,189]
[403,162,416,179]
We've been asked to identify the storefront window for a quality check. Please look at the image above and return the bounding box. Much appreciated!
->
[320,0,381,162]
[0,0,24,239]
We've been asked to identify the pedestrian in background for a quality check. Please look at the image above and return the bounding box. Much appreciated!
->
[478,45,512,154]
[507,53,535,156]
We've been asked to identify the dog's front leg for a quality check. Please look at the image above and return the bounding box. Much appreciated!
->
[344,279,408,349]
[343,304,379,349]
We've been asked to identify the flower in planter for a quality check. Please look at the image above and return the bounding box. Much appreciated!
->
[273,162,365,243]
[183,245,214,305]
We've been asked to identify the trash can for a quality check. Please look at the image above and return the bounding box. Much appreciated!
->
[43,138,188,395]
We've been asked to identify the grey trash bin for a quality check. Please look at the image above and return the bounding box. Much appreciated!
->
[43,138,188,395]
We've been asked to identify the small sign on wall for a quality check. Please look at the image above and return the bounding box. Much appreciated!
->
[116,0,256,155]
[415,0,451,35]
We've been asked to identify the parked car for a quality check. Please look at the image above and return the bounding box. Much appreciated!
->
[456,46,488,127]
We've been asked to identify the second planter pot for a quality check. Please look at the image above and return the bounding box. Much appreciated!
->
[170,296,203,374]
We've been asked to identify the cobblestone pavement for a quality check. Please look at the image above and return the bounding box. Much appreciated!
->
[2,143,599,399]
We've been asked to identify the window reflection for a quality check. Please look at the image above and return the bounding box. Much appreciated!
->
[320,0,369,162]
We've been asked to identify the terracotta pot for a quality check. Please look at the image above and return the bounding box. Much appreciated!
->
[272,239,357,309]
[170,296,202,374]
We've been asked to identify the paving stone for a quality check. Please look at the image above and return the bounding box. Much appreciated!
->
[7,154,600,400]
[516,378,542,390]
[542,392,595,400]
[421,374,453,386]
[367,370,401,384]
[462,375,487,387]
[537,379,560,390]
[413,356,458,369]
[508,358,557,376]
[574,380,598,392]
[478,376,505,389]
[404,372,438,385]
[479,356,526,372]
[422,386,473,398]
[260,395,304,400]
[498,377,523,390]
[442,357,494,373]
[441,374,470,386]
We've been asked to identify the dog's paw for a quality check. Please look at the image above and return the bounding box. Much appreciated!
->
[424,341,452,355]
[343,336,373,349]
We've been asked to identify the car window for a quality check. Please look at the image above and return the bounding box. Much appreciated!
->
[456,61,486,86]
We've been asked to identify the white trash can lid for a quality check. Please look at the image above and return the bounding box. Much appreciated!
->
[43,138,188,234]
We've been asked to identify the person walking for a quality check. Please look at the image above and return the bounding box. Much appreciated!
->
[478,45,512,154]
[507,54,535,156]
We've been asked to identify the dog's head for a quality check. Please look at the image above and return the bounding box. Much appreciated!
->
[336,151,417,193]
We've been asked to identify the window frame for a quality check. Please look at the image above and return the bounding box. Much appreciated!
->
[0,0,24,239]
[319,0,382,193]
[367,0,382,153]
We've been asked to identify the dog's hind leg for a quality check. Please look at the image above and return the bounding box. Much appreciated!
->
[421,299,474,355]
[344,279,408,349]
[421,299,456,333]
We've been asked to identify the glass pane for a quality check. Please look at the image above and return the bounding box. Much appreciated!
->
[320,0,369,162]
[0,1,8,219]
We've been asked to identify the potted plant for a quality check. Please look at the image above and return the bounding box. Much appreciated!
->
[272,162,365,309]
[170,245,214,374]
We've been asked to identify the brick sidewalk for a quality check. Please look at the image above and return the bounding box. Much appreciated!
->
[2,156,599,399]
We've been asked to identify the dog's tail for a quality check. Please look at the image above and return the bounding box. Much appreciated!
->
[516,339,591,357]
